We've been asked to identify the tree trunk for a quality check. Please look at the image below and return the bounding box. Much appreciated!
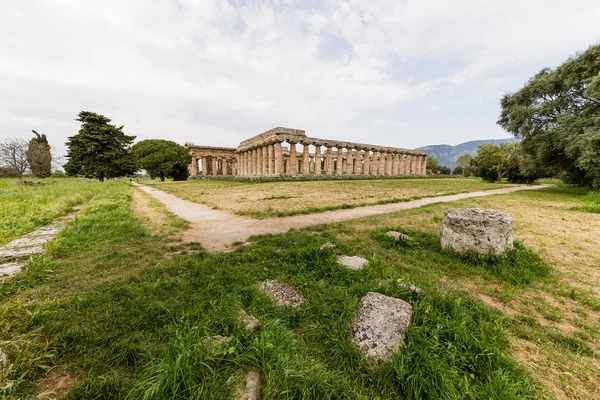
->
[160,173,165,182]
[497,169,503,182]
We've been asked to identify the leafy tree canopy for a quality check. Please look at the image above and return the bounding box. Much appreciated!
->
[64,111,136,181]
[472,142,520,182]
[426,157,440,174]
[131,139,191,181]
[498,44,600,187]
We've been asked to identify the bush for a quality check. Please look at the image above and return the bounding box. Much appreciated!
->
[0,167,19,178]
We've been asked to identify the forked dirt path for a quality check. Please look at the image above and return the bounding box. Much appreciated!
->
[133,183,549,252]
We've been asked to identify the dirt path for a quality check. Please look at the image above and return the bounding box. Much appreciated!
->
[133,183,549,252]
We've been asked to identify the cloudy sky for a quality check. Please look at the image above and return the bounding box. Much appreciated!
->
[1,0,599,158]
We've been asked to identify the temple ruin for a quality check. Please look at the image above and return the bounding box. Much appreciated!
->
[186,127,427,178]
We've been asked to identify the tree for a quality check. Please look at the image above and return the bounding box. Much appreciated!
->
[452,166,464,175]
[0,138,29,179]
[131,139,191,181]
[26,130,52,178]
[64,111,136,181]
[439,165,452,175]
[426,157,440,174]
[498,44,600,187]
[455,153,475,177]
[472,142,520,182]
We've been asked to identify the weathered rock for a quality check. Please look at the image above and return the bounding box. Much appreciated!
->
[0,261,25,277]
[440,208,514,256]
[351,292,412,362]
[238,309,259,330]
[201,335,230,353]
[386,231,413,241]
[0,347,6,366]
[234,369,260,400]
[337,255,368,270]
[318,242,337,252]
[397,279,422,295]
[4,236,51,248]
[0,246,44,260]
[259,280,304,308]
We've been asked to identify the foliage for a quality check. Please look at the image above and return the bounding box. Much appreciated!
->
[426,157,440,174]
[570,191,600,213]
[0,138,29,179]
[498,44,600,188]
[438,165,451,175]
[131,139,191,182]
[472,142,520,182]
[452,166,464,175]
[26,130,52,178]
[455,153,475,176]
[64,111,136,181]
[0,167,20,178]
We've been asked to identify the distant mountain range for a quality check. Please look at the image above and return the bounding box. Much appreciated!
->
[416,138,518,169]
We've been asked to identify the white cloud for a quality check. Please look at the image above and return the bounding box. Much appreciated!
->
[1,0,599,160]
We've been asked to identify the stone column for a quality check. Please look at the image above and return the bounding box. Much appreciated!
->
[386,153,393,175]
[415,155,422,176]
[380,152,387,175]
[314,145,322,175]
[410,155,416,175]
[274,142,283,175]
[325,146,333,175]
[267,144,274,175]
[211,157,217,176]
[233,158,238,176]
[421,156,427,176]
[345,148,354,175]
[353,151,361,174]
[392,153,399,175]
[302,143,310,175]
[364,151,370,174]
[258,147,264,176]
[261,146,267,175]
[242,152,247,176]
[371,151,380,175]
[248,149,254,176]
[200,157,206,177]
[189,156,198,176]
[336,148,344,175]
[289,142,298,175]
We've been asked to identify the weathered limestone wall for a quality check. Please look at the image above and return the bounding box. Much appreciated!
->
[186,127,427,178]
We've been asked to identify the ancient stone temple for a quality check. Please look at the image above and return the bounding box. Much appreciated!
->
[186,127,427,178]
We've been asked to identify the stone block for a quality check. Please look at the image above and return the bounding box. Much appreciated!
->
[351,292,412,362]
[0,261,25,277]
[238,309,259,330]
[440,208,514,256]
[259,280,304,308]
[318,242,337,252]
[386,231,413,241]
[337,255,368,270]
[234,369,260,400]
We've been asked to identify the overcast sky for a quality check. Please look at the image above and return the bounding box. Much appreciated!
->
[1,0,599,158]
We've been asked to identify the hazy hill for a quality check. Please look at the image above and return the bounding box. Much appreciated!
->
[416,138,517,169]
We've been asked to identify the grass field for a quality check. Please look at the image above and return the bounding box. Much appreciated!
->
[1,180,599,399]
[143,177,519,218]
[0,178,106,246]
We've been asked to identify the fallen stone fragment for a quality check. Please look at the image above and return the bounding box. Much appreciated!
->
[386,231,413,241]
[397,279,422,295]
[337,255,368,270]
[0,348,6,367]
[318,242,337,252]
[0,246,44,260]
[259,280,304,308]
[4,236,52,249]
[238,309,259,330]
[201,335,230,353]
[0,261,25,277]
[234,369,260,400]
[351,292,413,362]
[440,208,514,256]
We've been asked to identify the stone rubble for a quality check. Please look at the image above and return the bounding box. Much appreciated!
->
[337,255,368,270]
[238,309,259,330]
[0,261,26,277]
[440,208,514,256]
[318,242,337,252]
[259,280,304,308]
[351,292,413,363]
[386,231,413,241]
[234,369,260,400]
[397,279,422,295]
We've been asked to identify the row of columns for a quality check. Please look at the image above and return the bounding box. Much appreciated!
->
[237,142,426,177]
[190,156,238,177]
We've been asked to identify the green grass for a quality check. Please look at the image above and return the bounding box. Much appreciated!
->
[0,178,106,246]
[1,182,548,399]
[570,191,600,213]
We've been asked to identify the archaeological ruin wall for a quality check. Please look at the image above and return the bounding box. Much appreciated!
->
[186,127,427,178]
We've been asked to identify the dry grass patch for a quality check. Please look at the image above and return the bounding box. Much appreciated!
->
[144,177,518,218]
[36,367,77,399]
